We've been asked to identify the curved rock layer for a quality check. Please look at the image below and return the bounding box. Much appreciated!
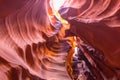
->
[59,0,120,79]
[0,0,71,80]
[0,0,120,80]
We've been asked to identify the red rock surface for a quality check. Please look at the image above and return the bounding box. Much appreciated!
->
[0,0,120,80]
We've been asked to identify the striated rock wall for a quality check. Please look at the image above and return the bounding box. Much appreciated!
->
[0,0,71,80]
[0,0,120,80]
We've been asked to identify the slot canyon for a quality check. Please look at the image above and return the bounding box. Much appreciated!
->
[0,0,120,80]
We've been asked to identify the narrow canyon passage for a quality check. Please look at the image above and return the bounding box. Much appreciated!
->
[0,0,120,80]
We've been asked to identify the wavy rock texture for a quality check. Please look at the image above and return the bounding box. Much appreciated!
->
[59,0,120,79]
[0,0,71,80]
[0,0,120,80]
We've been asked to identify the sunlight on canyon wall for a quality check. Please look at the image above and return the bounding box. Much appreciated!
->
[0,0,71,80]
[0,0,120,80]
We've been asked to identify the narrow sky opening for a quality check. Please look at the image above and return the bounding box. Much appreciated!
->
[52,0,65,11]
